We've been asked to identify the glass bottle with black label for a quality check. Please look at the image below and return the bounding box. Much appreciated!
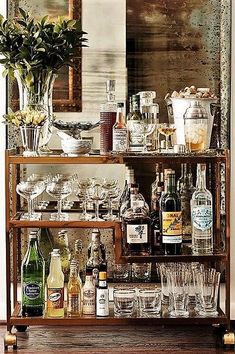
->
[122,184,151,256]
[160,171,182,255]
[96,271,109,317]
[21,232,45,317]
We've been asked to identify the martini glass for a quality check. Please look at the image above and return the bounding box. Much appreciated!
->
[157,123,176,152]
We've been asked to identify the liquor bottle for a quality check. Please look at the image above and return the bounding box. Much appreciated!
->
[86,229,107,285]
[38,228,53,277]
[82,270,96,316]
[150,164,164,254]
[191,163,213,255]
[122,184,151,256]
[100,79,117,155]
[56,230,71,283]
[160,171,182,255]
[112,102,128,152]
[177,164,195,242]
[47,249,64,318]
[67,260,82,317]
[96,271,109,317]
[119,167,135,217]
[21,232,45,317]
[126,94,144,152]
[74,239,85,283]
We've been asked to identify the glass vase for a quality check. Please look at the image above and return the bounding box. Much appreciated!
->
[14,70,57,152]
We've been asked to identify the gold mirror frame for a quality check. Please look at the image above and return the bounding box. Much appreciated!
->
[8,0,82,112]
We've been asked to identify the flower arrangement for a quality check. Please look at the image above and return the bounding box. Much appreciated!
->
[3,108,47,127]
[0,7,88,78]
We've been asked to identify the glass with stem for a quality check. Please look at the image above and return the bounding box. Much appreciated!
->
[46,180,73,221]
[157,123,176,152]
[74,178,92,220]
[101,178,118,220]
[87,179,106,221]
[16,181,45,220]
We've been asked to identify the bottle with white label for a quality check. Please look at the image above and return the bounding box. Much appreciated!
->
[191,163,213,255]
[122,184,151,256]
[82,271,96,316]
[112,102,128,152]
[96,271,109,317]
[46,249,64,318]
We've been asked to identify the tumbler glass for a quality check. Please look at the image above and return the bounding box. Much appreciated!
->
[113,288,136,317]
[168,269,190,317]
[138,289,161,317]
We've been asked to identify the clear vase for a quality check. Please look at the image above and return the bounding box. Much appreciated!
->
[14,70,57,152]
[20,126,41,157]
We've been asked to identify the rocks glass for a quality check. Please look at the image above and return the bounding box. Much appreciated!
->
[113,288,136,317]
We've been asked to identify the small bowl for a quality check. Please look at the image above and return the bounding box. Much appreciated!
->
[61,139,91,155]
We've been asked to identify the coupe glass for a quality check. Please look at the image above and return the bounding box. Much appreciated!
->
[87,179,106,221]
[157,123,176,152]
[74,178,92,220]
[16,181,45,220]
[46,180,73,221]
[102,178,118,220]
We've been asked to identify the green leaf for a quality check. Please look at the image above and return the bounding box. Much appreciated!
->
[18,8,27,20]
[25,71,34,87]
[41,15,48,26]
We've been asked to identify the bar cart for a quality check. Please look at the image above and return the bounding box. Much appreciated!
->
[4,149,232,350]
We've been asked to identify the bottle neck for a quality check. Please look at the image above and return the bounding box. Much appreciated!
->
[196,164,207,190]
[27,237,41,260]
[107,93,115,102]
[50,256,62,273]
[132,100,140,113]
[98,279,107,288]
[116,107,125,125]
[166,174,176,193]
[85,275,94,285]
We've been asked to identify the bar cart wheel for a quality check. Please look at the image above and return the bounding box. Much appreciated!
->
[14,325,28,332]
[4,331,17,350]
[222,330,235,348]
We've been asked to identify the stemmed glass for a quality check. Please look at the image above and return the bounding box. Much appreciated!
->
[87,179,106,221]
[157,123,176,152]
[74,178,92,220]
[46,180,73,221]
[16,181,45,220]
[102,178,118,220]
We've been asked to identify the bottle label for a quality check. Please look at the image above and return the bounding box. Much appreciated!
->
[47,288,64,309]
[126,224,148,243]
[23,282,42,300]
[130,196,145,209]
[192,206,213,231]
[67,293,80,313]
[83,289,95,314]
[113,129,128,152]
[96,288,109,316]
[162,211,182,244]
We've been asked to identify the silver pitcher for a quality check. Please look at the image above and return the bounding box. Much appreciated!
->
[165,97,218,149]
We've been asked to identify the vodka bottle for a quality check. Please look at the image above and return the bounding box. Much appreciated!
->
[191,163,213,255]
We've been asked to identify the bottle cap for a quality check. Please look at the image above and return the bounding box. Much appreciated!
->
[52,249,60,256]
[99,271,107,280]
[91,229,101,241]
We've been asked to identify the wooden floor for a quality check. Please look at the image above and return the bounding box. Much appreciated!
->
[1,324,235,354]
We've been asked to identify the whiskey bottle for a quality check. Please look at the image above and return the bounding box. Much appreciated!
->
[160,171,182,255]
[67,260,82,317]
[122,184,151,256]
[127,94,144,152]
[21,232,45,317]
[191,163,213,255]
[96,271,109,317]
[100,79,117,154]
[112,102,128,152]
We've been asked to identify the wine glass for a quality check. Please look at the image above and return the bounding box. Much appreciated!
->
[101,178,118,220]
[16,181,45,220]
[46,180,73,221]
[157,123,176,153]
[87,179,106,221]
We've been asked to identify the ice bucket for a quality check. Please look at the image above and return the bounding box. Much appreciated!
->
[166,97,217,149]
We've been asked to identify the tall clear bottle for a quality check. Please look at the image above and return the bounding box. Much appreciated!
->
[160,171,182,255]
[21,232,45,317]
[100,79,117,154]
[47,249,64,318]
[56,230,71,283]
[191,163,213,255]
[112,102,128,152]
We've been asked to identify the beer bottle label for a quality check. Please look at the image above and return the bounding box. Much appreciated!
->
[127,224,148,243]
[23,282,41,300]
[162,211,182,244]
[47,288,64,309]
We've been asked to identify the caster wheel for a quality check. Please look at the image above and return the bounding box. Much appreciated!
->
[223,331,235,349]
[4,332,17,350]
[14,325,28,332]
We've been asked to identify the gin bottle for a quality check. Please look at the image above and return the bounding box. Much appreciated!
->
[191,163,213,255]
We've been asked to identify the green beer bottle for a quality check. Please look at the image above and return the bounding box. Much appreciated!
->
[21,232,45,317]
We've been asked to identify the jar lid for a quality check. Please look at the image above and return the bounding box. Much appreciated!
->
[184,100,208,119]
